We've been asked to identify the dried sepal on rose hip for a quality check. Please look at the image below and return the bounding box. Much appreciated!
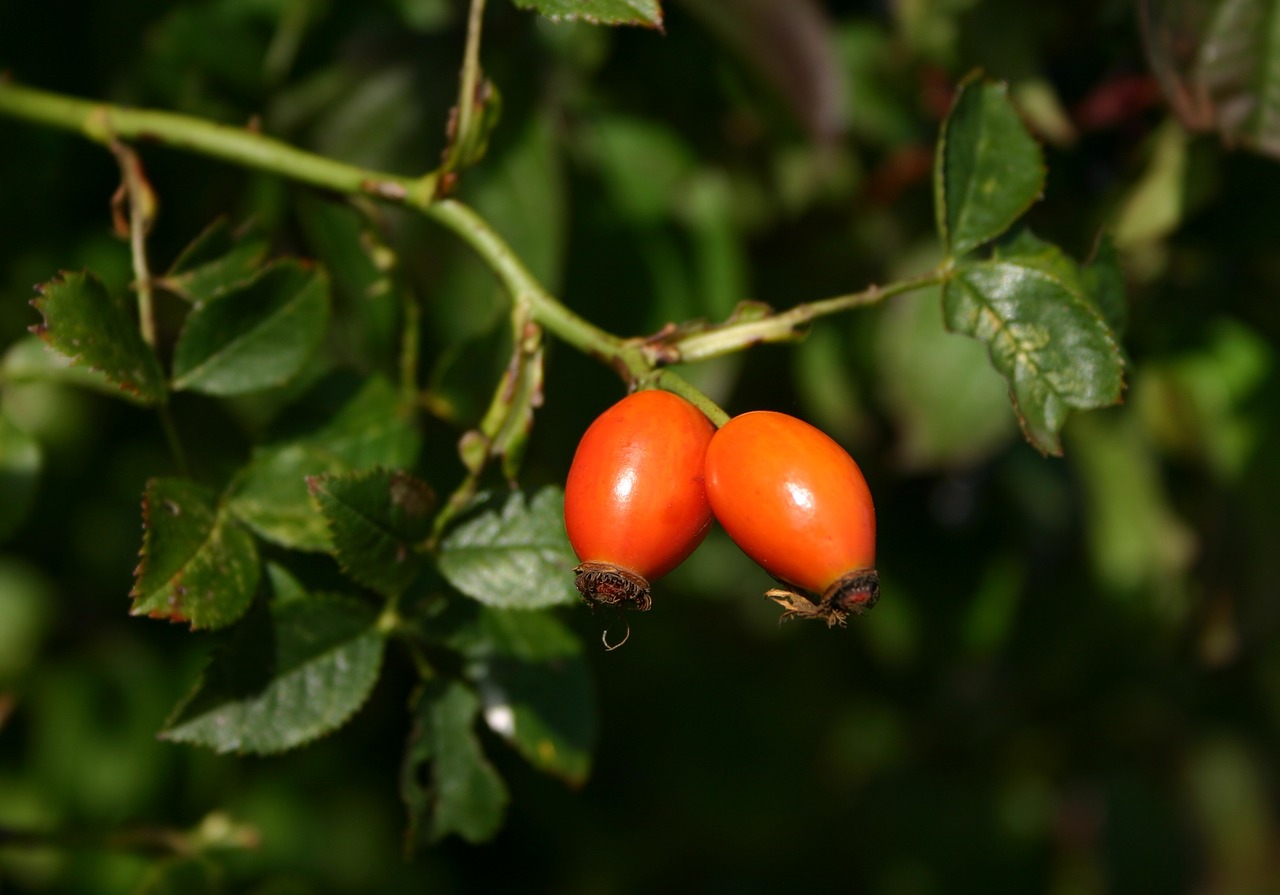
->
[704,411,878,627]
[563,389,716,619]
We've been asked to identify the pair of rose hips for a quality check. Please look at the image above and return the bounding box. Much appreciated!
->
[564,389,878,629]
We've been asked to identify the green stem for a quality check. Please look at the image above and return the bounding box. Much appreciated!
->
[109,141,158,347]
[0,81,436,205]
[638,370,729,426]
[0,79,933,432]
[0,813,258,857]
[420,199,627,362]
[666,272,946,364]
[440,0,488,176]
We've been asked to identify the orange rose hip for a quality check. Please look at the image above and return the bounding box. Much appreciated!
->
[704,411,878,626]
[564,390,716,612]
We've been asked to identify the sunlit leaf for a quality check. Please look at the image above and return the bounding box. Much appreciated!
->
[510,0,662,29]
[942,240,1125,454]
[131,478,260,630]
[401,679,509,846]
[29,270,166,404]
[437,488,579,609]
[162,595,385,754]
[935,77,1045,257]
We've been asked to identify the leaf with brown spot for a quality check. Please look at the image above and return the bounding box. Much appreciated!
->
[132,478,260,630]
[310,468,436,597]
[29,271,166,405]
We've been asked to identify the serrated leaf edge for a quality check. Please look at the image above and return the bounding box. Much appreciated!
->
[170,260,329,393]
[936,76,1047,259]
[29,270,166,404]
[160,593,386,756]
[308,467,434,595]
[131,478,259,630]
[511,0,664,30]
[943,260,1126,455]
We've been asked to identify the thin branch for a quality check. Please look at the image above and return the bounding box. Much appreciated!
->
[440,0,489,179]
[109,140,159,346]
[0,79,936,435]
[0,82,435,205]
[665,271,947,364]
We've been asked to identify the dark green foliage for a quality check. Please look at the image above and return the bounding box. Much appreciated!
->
[310,468,435,597]
[3,1,1280,893]
[162,594,386,754]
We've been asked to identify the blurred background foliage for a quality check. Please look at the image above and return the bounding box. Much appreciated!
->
[4,0,1280,892]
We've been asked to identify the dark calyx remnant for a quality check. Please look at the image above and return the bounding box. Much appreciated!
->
[573,561,653,612]
[765,567,879,628]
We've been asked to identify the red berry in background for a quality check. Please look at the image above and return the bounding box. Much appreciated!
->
[564,389,716,615]
[704,411,878,626]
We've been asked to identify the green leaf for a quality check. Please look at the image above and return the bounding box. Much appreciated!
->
[1082,234,1128,336]
[1,334,151,402]
[455,607,594,785]
[510,0,663,29]
[1069,412,1196,603]
[159,218,270,303]
[1143,0,1280,157]
[227,376,421,550]
[133,857,221,895]
[584,114,697,222]
[1113,120,1190,248]
[162,594,385,754]
[934,78,1045,257]
[296,194,402,371]
[1135,319,1271,480]
[310,468,436,597]
[131,478,260,630]
[171,259,330,396]
[265,561,310,604]
[875,286,1016,469]
[437,488,579,609]
[0,410,41,541]
[401,678,509,846]
[29,270,166,404]
[942,244,1125,455]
